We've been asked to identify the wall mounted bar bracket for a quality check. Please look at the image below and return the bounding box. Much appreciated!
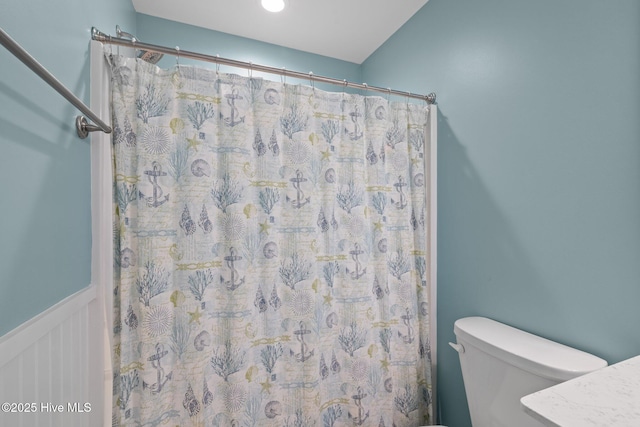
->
[0,26,112,139]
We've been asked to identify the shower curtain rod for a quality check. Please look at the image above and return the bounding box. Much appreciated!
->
[91,27,436,104]
[0,27,112,138]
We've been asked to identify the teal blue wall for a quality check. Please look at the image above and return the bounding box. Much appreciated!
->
[4,2,640,425]
[135,14,361,90]
[362,1,640,426]
[0,0,136,335]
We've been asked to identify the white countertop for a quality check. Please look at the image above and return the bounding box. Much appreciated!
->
[521,355,640,427]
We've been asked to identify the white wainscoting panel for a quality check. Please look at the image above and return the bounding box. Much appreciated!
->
[0,285,102,426]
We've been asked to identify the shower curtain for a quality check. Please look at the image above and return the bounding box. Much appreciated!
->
[109,54,433,426]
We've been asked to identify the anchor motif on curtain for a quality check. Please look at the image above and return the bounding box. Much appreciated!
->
[222,88,245,126]
[286,169,311,209]
[348,387,370,425]
[139,162,169,207]
[392,175,408,209]
[346,105,364,140]
[221,247,244,291]
[346,243,366,279]
[142,343,172,394]
[290,321,314,362]
[398,308,415,344]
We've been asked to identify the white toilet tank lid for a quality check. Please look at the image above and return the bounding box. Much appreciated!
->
[454,317,607,382]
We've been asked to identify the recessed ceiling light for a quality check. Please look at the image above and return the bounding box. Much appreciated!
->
[262,0,285,13]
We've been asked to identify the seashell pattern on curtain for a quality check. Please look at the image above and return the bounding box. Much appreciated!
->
[109,54,433,427]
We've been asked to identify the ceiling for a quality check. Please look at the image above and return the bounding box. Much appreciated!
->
[131,0,429,64]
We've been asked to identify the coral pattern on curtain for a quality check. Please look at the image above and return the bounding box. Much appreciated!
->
[110,54,432,427]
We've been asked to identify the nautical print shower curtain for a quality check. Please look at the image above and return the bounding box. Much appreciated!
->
[109,54,433,426]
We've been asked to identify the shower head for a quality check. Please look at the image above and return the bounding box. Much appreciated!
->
[115,25,164,64]
[137,50,164,65]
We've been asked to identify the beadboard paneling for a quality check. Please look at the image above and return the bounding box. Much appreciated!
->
[0,286,102,426]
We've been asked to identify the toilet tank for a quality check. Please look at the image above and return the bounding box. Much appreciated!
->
[452,317,607,427]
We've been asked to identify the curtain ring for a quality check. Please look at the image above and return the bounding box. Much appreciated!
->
[215,54,220,77]
[249,61,253,79]
[363,82,368,97]
[309,71,314,90]
[387,88,392,103]
[130,37,137,58]
[175,46,180,67]
[281,67,286,84]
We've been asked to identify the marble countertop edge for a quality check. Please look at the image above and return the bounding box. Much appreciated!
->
[521,355,640,427]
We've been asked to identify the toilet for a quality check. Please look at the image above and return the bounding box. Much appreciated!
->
[445,316,607,427]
